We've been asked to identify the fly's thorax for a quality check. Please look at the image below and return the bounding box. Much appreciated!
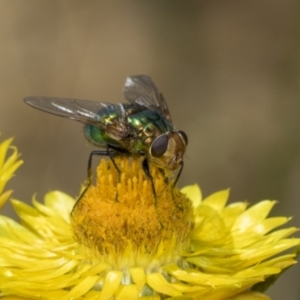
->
[149,130,188,170]
[128,110,173,153]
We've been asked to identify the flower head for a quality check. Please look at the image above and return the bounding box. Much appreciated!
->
[0,135,299,300]
[71,158,194,270]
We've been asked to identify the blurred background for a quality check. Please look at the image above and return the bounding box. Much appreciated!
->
[0,1,300,298]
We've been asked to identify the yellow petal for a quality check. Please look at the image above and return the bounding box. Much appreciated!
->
[0,158,23,195]
[238,239,300,268]
[266,227,299,240]
[221,202,248,228]
[181,184,202,207]
[11,199,39,217]
[1,146,22,173]
[251,217,291,235]
[0,216,39,242]
[202,189,230,212]
[129,267,146,291]
[44,191,75,222]
[0,137,13,168]
[229,291,270,300]
[115,284,140,300]
[233,201,276,232]
[192,205,228,245]
[0,190,12,209]
[62,275,100,300]
[0,155,23,186]
[147,273,182,297]
[99,271,123,300]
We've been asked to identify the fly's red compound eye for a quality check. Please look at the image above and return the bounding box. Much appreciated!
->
[150,134,169,157]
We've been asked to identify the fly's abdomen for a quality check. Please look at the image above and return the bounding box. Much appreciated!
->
[83,103,136,150]
[84,125,122,148]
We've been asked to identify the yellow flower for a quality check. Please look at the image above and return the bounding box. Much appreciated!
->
[0,135,299,300]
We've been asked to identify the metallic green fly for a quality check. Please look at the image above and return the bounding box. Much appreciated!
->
[24,75,188,200]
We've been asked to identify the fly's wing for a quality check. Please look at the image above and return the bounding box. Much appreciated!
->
[123,75,172,122]
[24,97,105,124]
[24,97,135,141]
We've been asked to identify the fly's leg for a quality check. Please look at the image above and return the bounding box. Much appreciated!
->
[142,158,157,205]
[158,162,184,187]
[71,148,118,215]
[173,161,184,187]
[142,158,165,229]
[107,148,121,177]
[158,168,169,184]
[106,147,122,202]
[86,148,119,185]
[170,161,185,212]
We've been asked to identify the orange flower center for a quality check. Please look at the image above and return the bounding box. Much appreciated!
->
[71,158,194,268]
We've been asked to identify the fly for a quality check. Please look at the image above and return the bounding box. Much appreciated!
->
[24,75,188,202]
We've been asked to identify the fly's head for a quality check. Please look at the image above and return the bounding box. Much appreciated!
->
[149,130,188,170]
